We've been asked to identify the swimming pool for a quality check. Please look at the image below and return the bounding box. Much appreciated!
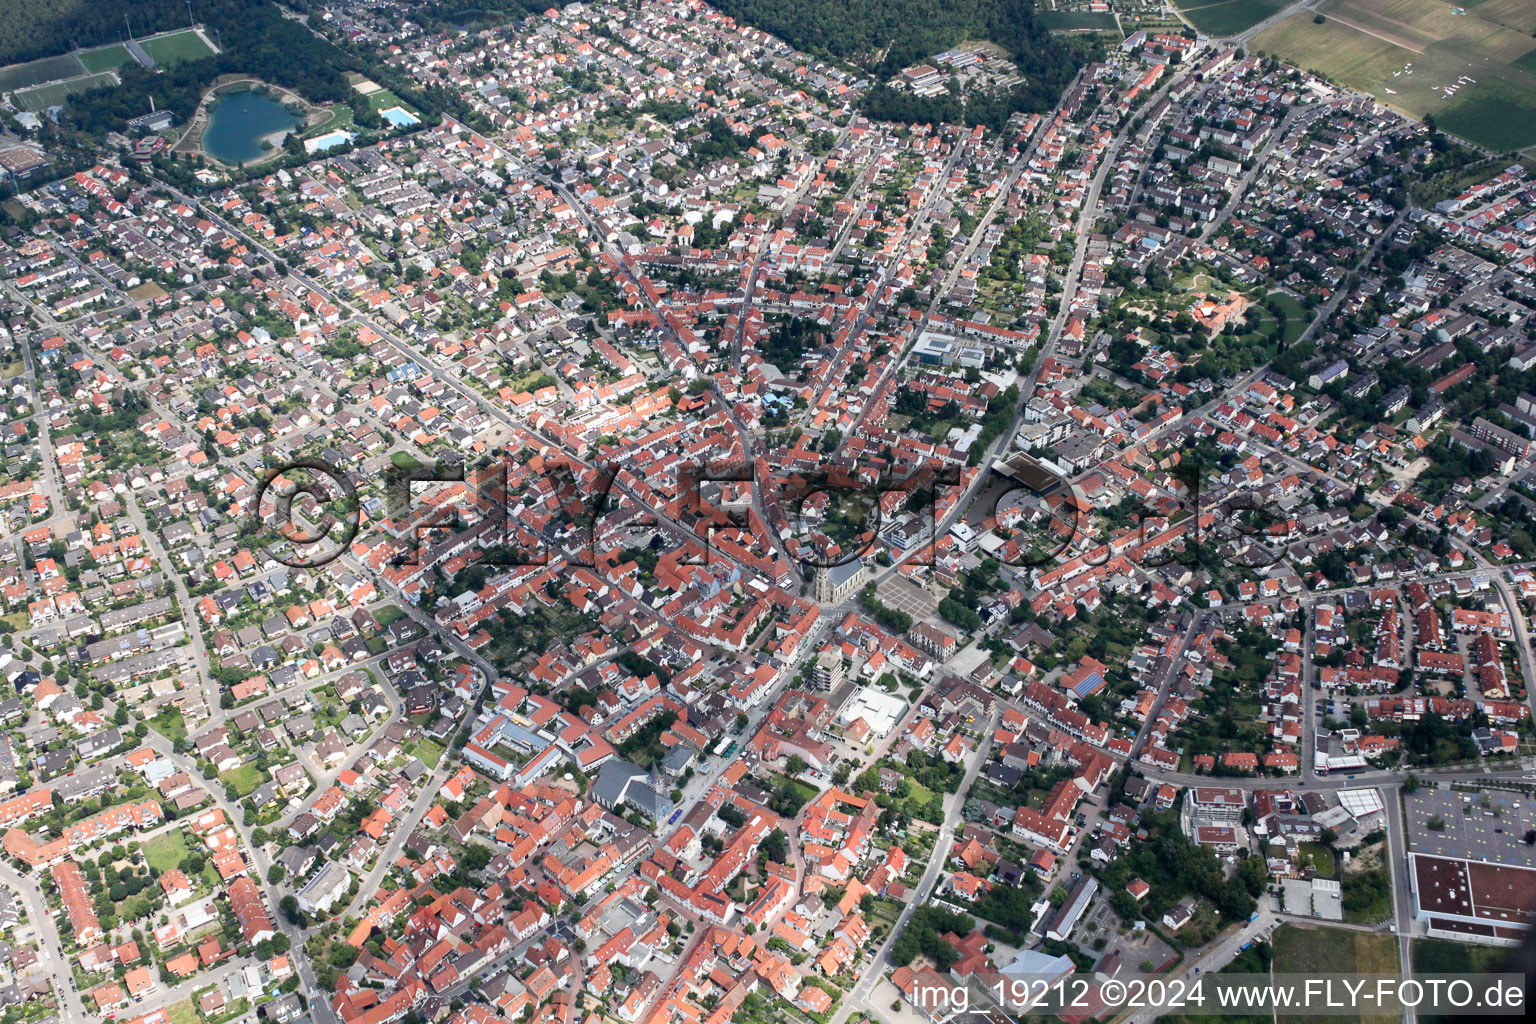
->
[304,129,355,154]
[380,106,420,128]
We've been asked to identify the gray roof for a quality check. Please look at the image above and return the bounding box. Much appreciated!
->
[825,556,864,590]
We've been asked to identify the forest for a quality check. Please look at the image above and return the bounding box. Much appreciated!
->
[710,0,1093,128]
[0,0,203,67]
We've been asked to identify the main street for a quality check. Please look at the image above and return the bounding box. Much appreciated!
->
[825,708,1002,1024]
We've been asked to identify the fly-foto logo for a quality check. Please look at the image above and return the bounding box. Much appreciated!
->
[245,453,1288,574]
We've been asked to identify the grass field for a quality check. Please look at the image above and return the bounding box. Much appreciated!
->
[128,281,169,301]
[78,44,132,74]
[1039,11,1121,33]
[1254,0,1536,151]
[0,53,86,92]
[1273,923,1399,1024]
[1174,0,1296,36]
[11,71,118,111]
[412,738,445,768]
[1259,291,1310,344]
[1436,78,1536,151]
[165,998,198,1024]
[1411,936,1514,974]
[1300,842,1336,877]
[363,86,415,116]
[304,103,357,139]
[220,762,264,797]
[143,830,191,872]
[141,29,217,66]
[149,707,188,744]
[374,605,406,627]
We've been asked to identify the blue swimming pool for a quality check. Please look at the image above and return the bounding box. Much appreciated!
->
[304,129,355,154]
[380,106,420,128]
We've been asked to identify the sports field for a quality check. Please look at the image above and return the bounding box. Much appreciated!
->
[1254,0,1536,151]
[1039,10,1121,33]
[140,28,218,66]
[0,53,85,93]
[11,71,119,112]
[1174,0,1296,37]
[79,44,132,73]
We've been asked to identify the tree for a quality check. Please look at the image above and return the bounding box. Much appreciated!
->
[460,844,494,872]
[785,754,808,776]
[761,828,788,863]
[267,864,285,884]
[1237,856,1267,897]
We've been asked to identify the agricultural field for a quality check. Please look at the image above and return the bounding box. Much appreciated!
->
[1273,923,1400,1024]
[1253,0,1536,151]
[1173,0,1296,37]
[140,28,218,66]
[10,71,118,112]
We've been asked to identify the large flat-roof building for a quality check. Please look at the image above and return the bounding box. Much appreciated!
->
[1404,788,1535,946]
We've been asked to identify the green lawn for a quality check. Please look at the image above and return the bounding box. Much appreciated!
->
[364,87,414,116]
[143,830,191,872]
[412,739,445,768]
[149,707,188,744]
[303,103,357,139]
[219,763,265,797]
[1300,842,1335,878]
[1267,292,1309,344]
[373,604,406,627]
